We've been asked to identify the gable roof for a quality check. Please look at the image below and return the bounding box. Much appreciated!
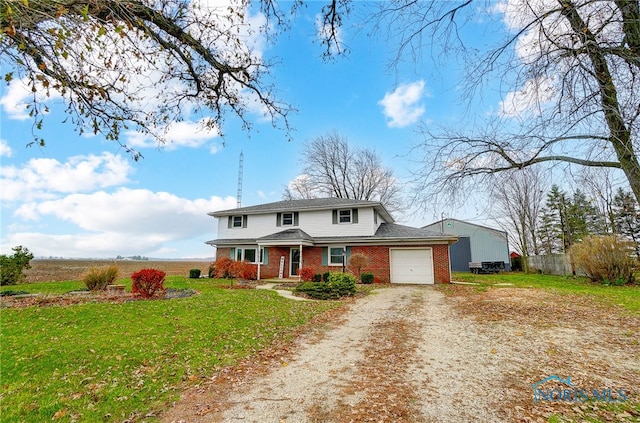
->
[423,218,507,236]
[206,223,457,246]
[209,198,395,223]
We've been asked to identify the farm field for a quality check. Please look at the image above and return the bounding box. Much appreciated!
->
[23,259,212,283]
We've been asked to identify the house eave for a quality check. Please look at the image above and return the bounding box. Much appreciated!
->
[208,199,395,223]
[207,236,458,247]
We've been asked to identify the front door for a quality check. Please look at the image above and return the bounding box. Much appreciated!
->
[290,248,300,276]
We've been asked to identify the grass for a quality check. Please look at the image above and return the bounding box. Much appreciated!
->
[452,272,640,313]
[0,277,340,422]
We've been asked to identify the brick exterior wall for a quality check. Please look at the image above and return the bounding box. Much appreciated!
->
[216,244,451,283]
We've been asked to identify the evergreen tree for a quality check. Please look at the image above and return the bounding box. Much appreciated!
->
[612,189,640,258]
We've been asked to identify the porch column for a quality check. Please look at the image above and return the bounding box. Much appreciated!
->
[299,242,303,281]
[257,243,261,280]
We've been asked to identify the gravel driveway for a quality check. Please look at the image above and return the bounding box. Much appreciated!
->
[161,285,639,423]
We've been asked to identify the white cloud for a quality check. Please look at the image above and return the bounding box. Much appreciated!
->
[499,76,556,117]
[125,119,221,150]
[0,78,64,120]
[0,152,132,202]
[7,191,236,258]
[378,81,427,128]
[0,139,12,157]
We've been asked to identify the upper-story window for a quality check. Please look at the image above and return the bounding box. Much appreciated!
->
[282,212,294,226]
[332,208,359,224]
[276,212,298,227]
[339,209,351,223]
[228,215,247,229]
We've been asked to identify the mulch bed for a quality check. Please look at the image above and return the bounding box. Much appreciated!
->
[0,288,198,309]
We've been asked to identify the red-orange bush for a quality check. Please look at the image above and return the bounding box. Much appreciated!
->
[231,261,257,280]
[131,268,166,298]
[210,257,257,280]
[210,257,233,278]
[298,267,315,282]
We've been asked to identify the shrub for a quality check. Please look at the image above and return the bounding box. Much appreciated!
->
[131,268,166,298]
[83,265,120,291]
[328,272,357,296]
[189,268,202,279]
[210,257,234,278]
[295,272,356,300]
[570,235,636,285]
[360,272,374,284]
[348,253,369,279]
[0,246,34,286]
[231,261,257,280]
[322,272,330,282]
[312,274,322,282]
[298,267,315,282]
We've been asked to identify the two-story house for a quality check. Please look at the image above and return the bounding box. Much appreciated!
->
[206,198,458,284]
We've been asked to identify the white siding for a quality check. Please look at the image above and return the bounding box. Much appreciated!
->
[217,206,379,238]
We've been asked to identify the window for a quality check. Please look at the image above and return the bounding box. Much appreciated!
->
[282,212,294,226]
[231,247,267,264]
[332,208,358,224]
[228,215,248,228]
[277,212,298,226]
[244,248,256,263]
[339,209,351,223]
[330,247,345,265]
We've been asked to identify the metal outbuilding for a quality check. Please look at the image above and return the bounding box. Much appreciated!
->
[422,218,511,272]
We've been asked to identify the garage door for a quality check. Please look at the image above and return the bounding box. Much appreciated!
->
[390,248,434,284]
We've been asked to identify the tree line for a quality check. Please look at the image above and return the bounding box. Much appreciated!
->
[495,170,640,266]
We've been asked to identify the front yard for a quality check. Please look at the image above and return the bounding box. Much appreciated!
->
[0,277,340,422]
[1,272,638,422]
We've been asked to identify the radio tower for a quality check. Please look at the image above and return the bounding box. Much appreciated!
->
[237,150,244,208]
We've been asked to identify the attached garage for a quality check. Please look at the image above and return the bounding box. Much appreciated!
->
[389,248,434,284]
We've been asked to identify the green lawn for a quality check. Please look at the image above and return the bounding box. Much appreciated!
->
[0,277,339,422]
[452,272,640,313]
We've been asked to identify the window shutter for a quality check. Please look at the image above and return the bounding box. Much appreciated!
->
[332,210,338,224]
[294,212,299,226]
[228,216,232,228]
[276,213,282,227]
[262,247,269,265]
[242,215,248,228]
[230,247,236,259]
[352,209,358,223]
[346,246,352,261]
[322,247,328,266]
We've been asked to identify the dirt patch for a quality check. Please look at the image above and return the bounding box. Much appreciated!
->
[160,285,639,423]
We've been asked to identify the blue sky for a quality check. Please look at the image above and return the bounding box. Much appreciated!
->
[1,1,513,259]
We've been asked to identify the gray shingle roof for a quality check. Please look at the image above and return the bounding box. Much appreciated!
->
[374,223,449,238]
[209,198,394,222]
[257,229,313,241]
[205,223,457,246]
